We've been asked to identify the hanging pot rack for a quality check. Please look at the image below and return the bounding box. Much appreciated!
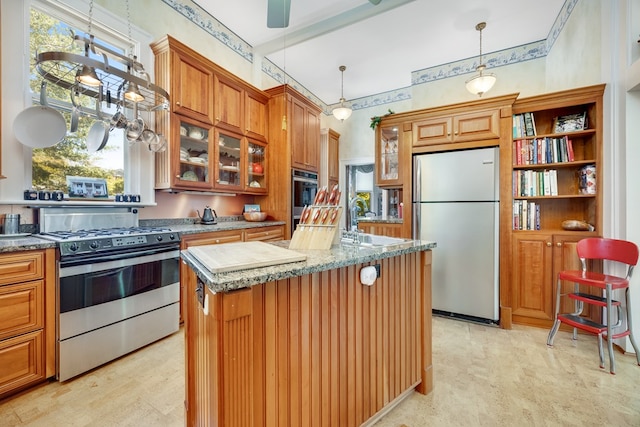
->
[35,33,169,113]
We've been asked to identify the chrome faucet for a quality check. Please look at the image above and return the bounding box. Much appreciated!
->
[349,195,366,231]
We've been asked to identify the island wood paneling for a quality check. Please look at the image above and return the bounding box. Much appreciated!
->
[184,250,432,426]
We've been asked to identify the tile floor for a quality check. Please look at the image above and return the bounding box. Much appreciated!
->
[1,317,639,426]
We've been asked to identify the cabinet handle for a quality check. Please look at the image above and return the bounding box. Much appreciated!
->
[546,242,552,247]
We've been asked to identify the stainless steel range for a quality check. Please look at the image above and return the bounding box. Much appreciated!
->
[38,207,180,381]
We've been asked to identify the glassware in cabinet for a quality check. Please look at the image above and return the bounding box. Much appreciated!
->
[215,129,243,190]
[176,118,212,188]
[246,140,267,193]
[376,125,402,186]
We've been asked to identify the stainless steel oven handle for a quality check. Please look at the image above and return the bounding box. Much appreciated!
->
[293,176,318,185]
[59,248,179,278]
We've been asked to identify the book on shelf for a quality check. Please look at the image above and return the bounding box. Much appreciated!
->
[514,137,576,166]
[512,113,537,138]
[513,169,558,197]
[512,200,541,230]
[553,111,587,133]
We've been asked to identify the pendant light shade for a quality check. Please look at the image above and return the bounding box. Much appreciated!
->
[124,80,144,102]
[76,64,101,87]
[465,22,496,97]
[332,66,352,121]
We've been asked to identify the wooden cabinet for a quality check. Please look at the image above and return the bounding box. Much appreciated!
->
[179,226,285,322]
[183,250,432,426]
[327,129,340,189]
[168,43,214,124]
[0,249,55,399]
[214,73,243,133]
[266,85,321,173]
[244,225,284,242]
[171,116,214,190]
[413,108,500,146]
[152,35,270,194]
[376,125,403,187]
[511,233,599,328]
[259,85,322,237]
[245,88,269,142]
[506,84,605,328]
[290,95,320,172]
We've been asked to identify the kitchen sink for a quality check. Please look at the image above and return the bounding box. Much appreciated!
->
[341,232,412,248]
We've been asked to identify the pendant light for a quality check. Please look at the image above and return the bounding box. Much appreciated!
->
[123,0,144,103]
[75,2,101,87]
[465,22,496,97]
[332,65,352,121]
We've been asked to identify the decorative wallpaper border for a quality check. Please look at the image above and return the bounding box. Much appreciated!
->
[162,0,578,112]
[161,0,254,63]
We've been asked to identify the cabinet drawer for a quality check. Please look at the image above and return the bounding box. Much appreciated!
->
[181,230,244,247]
[0,329,45,398]
[0,280,44,341]
[0,252,44,286]
[244,226,284,242]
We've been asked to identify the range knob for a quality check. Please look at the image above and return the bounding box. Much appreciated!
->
[156,235,163,242]
[90,241,100,250]
[169,233,176,240]
[68,242,79,252]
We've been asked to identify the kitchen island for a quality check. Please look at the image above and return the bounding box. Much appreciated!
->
[181,239,435,426]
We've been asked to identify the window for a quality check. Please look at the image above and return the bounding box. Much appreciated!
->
[28,1,139,197]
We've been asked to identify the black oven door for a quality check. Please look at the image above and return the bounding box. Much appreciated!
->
[292,169,318,235]
[59,246,179,315]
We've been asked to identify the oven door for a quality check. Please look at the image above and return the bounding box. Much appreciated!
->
[292,169,318,236]
[57,245,180,381]
[58,246,179,339]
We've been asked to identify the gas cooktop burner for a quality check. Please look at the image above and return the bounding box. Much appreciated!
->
[39,226,179,257]
[40,226,173,241]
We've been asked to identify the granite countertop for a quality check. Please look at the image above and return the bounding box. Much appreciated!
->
[181,239,436,293]
[0,235,57,253]
[356,216,403,224]
[158,220,285,236]
[0,218,285,253]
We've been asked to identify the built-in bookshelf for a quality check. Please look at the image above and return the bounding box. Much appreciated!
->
[506,84,605,328]
[510,88,602,232]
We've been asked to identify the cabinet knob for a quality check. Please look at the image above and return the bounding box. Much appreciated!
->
[215,239,220,243]
[176,101,181,106]
[557,242,562,247]
[546,242,552,247]
[176,175,181,178]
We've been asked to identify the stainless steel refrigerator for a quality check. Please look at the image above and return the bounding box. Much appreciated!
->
[413,147,499,323]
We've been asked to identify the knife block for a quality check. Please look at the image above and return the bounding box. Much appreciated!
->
[289,206,342,250]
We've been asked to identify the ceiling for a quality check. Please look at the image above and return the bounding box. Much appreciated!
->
[192,0,566,107]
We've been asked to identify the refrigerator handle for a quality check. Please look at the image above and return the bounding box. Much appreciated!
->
[412,156,421,241]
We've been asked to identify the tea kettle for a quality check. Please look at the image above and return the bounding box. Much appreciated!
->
[197,206,217,225]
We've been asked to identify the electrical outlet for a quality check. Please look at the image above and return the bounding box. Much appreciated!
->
[374,264,380,278]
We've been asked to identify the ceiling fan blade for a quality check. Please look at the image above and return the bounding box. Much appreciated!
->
[369,0,382,4]
[267,0,291,28]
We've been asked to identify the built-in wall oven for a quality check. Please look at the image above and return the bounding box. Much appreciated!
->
[291,169,318,237]
[38,207,180,381]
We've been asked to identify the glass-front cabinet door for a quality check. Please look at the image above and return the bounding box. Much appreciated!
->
[215,129,243,191]
[245,140,267,193]
[376,125,402,186]
[175,117,213,189]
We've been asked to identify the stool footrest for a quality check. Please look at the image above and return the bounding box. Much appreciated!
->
[558,314,606,334]
[568,292,620,307]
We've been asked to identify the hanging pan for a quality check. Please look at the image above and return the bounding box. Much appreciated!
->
[87,90,110,152]
[13,81,67,148]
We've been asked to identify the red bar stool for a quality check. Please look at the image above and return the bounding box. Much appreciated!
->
[547,237,640,374]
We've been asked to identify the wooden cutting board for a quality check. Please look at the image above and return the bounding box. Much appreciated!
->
[188,241,307,273]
